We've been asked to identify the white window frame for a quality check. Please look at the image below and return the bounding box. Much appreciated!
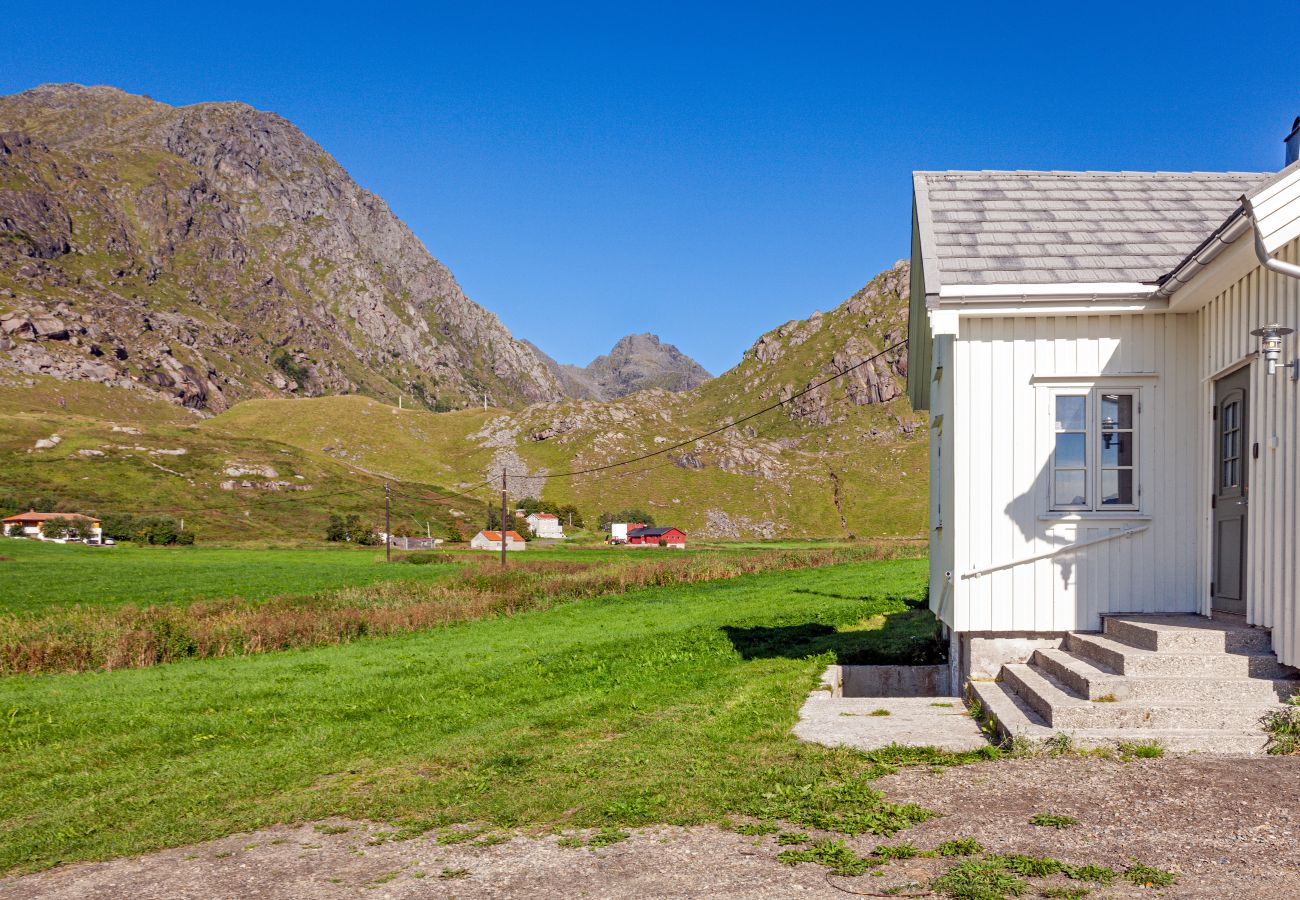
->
[1047,385,1141,513]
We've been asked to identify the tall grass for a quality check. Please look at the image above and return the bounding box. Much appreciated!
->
[0,543,922,675]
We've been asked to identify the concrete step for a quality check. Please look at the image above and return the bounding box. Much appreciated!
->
[1001,664,1279,730]
[1066,632,1293,679]
[966,680,1270,753]
[1103,615,1274,654]
[1032,648,1300,703]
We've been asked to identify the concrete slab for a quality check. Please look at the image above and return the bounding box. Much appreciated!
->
[793,693,990,753]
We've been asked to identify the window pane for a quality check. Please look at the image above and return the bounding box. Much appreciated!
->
[1101,393,1133,429]
[1055,470,1086,506]
[1100,431,1133,467]
[1101,469,1134,505]
[1055,395,1086,431]
[1055,432,1086,468]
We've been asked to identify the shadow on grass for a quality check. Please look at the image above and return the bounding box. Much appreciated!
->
[723,600,945,666]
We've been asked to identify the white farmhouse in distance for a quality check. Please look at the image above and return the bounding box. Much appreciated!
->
[469,530,526,551]
[525,512,565,539]
[908,119,1300,751]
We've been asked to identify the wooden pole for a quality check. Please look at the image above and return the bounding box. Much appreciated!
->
[385,482,391,563]
[500,468,508,569]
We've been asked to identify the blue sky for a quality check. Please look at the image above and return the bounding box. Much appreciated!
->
[4,3,1297,374]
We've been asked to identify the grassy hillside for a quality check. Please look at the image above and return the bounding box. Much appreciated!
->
[0,378,481,543]
[0,264,926,540]
[209,264,927,539]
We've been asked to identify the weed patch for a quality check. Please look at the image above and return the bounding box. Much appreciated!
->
[1117,740,1164,760]
[931,858,1029,898]
[936,837,984,857]
[873,842,922,859]
[778,839,878,877]
[1028,813,1078,829]
[1264,695,1300,755]
[1122,863,1176,887]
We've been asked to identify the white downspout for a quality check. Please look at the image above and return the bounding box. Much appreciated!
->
[1242,196,1300,280]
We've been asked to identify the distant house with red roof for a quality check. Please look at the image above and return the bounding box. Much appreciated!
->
[2,510,103,543]
[626,526,686,548]
[469,530,526,551]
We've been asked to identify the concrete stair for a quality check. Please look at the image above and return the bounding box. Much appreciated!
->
[969,615,1300,754]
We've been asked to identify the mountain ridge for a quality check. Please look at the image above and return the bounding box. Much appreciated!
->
[0,83,564,412]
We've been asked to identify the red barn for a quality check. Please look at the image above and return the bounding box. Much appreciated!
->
[626,526,686,548]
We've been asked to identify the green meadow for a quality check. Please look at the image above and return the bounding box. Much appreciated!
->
[0,539,455,615]
[0,557,962,874]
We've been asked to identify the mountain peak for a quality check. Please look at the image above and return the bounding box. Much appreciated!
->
[528,333,711,401]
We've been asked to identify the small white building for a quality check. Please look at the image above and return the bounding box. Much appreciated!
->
[909,128,1300,710]
[469,530,526,551]
[609,522,645,544]
[525,512,565,539]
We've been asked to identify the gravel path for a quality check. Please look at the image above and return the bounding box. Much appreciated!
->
[3,755,1297,899]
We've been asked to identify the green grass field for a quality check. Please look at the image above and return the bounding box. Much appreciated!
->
[0,539,457,614]
[0,557,965,874]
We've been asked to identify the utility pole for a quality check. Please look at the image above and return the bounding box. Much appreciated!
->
[500,468,508,569]
[385,481,392,563]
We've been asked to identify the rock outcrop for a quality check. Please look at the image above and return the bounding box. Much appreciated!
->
[0,84,565,413]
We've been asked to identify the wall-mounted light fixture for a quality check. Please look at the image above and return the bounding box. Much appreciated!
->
[1250,324,1298,379]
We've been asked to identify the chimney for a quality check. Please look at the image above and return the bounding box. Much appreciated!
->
[1287,117,1300,167]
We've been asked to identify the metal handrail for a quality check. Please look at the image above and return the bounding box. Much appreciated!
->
[961,525,1149,580]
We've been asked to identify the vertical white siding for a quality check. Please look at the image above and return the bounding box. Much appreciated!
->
[1196,237,1300,668]
[928,335,957,626]
[947,313,1200,632]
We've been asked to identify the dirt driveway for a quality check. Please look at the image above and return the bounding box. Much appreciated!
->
[3,754,1297,899]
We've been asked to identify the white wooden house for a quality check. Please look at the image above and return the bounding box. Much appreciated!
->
[908,127,1300,748]
[524,512,565,539]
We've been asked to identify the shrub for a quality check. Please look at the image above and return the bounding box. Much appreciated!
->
[272,350,308,390]
[325,513,377,545]
[101,513,191,545]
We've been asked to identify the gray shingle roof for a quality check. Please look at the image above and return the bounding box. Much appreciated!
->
[914,170,1272,287]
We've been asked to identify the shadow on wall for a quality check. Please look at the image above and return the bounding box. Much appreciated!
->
[722,601,945,666]
[1004,457,1077,592]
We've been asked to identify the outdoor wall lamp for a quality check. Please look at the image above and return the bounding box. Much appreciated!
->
[1250,324,1298,379]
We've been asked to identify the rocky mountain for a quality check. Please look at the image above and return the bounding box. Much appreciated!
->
[0,83,565,413]
[526,333,711,401]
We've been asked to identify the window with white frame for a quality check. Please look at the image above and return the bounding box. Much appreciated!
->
[1050,389,1137,511]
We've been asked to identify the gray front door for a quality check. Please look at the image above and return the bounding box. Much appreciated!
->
[1213,366,1250,615]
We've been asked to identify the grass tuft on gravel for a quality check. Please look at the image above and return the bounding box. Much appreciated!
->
[1122,862,1177,887]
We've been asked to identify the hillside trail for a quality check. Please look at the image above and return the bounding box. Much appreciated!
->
[3,754,1297,898]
